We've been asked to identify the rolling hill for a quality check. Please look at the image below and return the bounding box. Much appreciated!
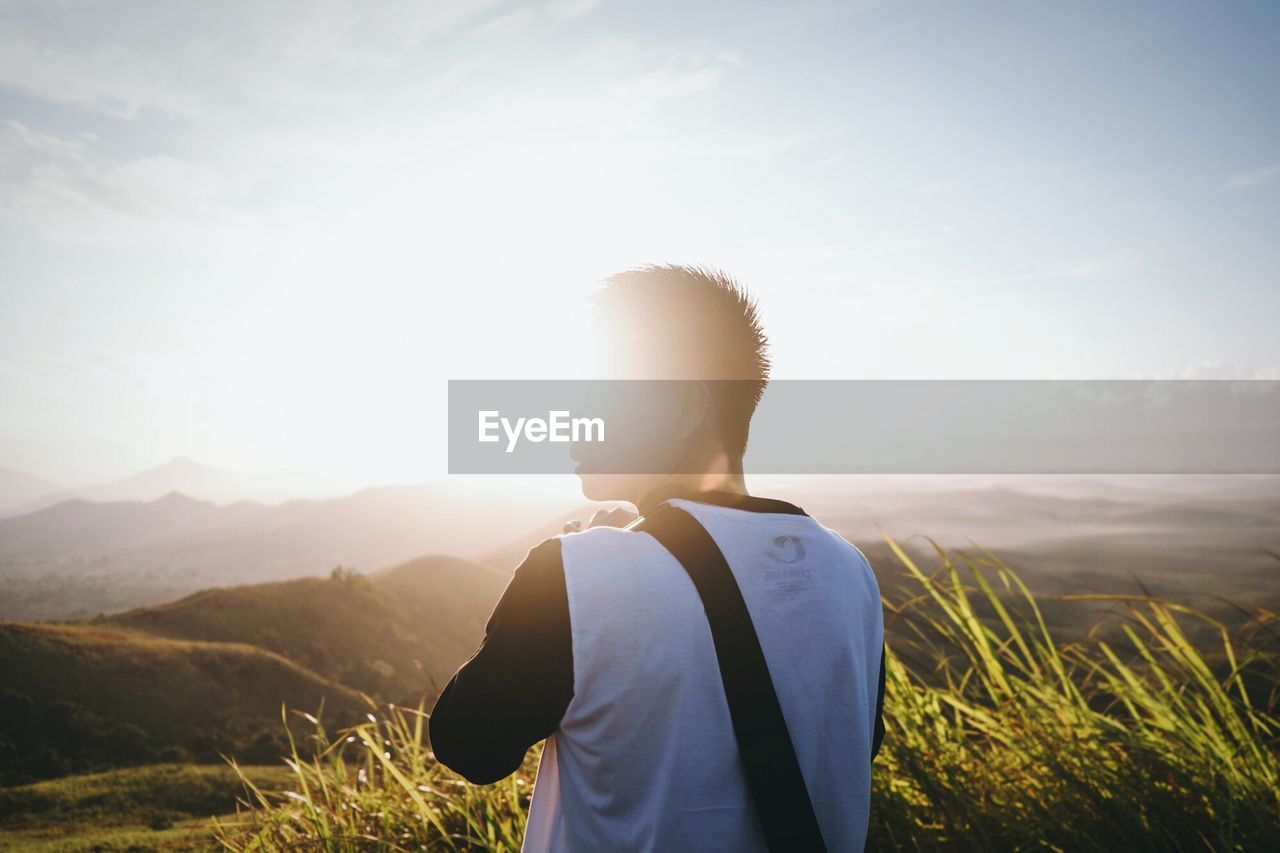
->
[0,550,513,786]
[0,620,366,785]
[0,621,365,735]
[105,554,509,697]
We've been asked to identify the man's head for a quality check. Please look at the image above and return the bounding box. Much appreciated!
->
[571,264,770,505]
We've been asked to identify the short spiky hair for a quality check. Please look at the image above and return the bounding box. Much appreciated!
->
[593,264,771,456]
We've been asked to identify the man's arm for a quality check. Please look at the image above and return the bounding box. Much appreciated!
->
[428,537,574,784]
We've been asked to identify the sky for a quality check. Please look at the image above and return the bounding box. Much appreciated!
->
[2,0,1279,488]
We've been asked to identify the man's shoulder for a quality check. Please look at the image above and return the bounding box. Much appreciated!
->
[513,525,647,578]
[551,524,670,581]
[505,534,561,580]
[556,523,652,555]
[803,518,880,593]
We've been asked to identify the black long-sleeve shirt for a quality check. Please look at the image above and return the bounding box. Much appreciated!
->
[428,536,574,783]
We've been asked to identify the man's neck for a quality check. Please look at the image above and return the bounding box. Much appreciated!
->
[635,471,749,518]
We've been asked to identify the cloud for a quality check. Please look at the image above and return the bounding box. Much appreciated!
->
[580,40,734,108]
[620,63,725,102]
[712,135,805,159]
[1171,361,1280,380]
[0,0,505,119]
[1224,164,1280,189]
[0,120,247,246]
[0,24,203,118]
[548,0,602,19]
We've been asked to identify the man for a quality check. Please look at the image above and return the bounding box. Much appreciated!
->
[430,265,886,851]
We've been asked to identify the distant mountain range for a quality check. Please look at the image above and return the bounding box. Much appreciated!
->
[3,468,1278,621]
[0,466,62,515]
[0,478,586,621]
[0,457,345,518]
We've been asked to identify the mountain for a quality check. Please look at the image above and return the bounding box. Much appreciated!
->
[6,470,1276,620]
[0,480,583,620]
[0,466,63,517]
[0,492,268,558]
[70,456,337,506]
[0,456,358,519]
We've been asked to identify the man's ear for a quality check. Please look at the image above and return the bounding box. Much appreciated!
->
[676,380,711,442]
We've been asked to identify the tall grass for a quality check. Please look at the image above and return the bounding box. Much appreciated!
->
[869,537,1278,850]
[215,535,1280,851]
[214,705,533,851]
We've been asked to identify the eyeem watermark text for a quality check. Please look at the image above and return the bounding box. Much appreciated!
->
[451,379,1280,474]
[478,410,605,453]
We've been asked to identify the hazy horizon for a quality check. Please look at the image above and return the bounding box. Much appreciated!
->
[5,449,1278,512]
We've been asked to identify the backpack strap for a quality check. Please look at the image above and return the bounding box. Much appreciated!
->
[635,503,828,852]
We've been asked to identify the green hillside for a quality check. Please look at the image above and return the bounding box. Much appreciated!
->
[1,553,509,787]
[0,622,364,786]
[105,554,508,699]
[371,554,511,681]
[0,763,292,852]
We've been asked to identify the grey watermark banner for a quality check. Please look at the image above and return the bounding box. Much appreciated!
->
[448,380,1280,475]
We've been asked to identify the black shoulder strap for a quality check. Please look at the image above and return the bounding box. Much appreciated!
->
[635,504,828,852]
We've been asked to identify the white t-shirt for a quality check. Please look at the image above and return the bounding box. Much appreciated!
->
[520,496,884,852]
